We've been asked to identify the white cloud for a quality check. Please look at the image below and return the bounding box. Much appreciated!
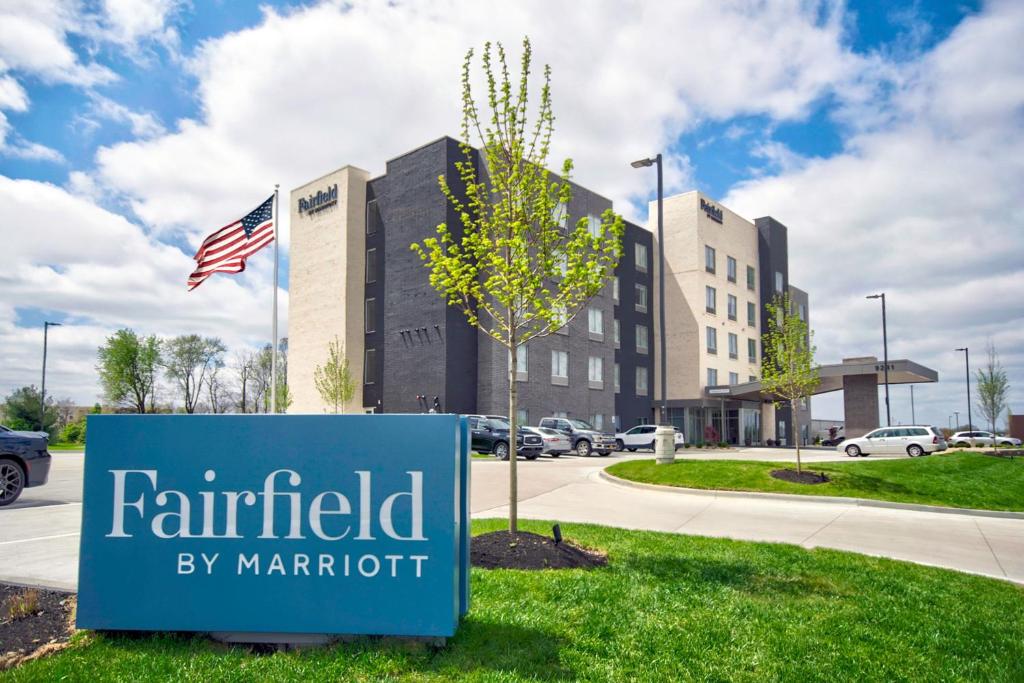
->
[0,176,287,405]
[100,0,182,53]
[725,1,1024,426]
[82,93,166,138]
[91,0,861,239]
[2,138,65,162]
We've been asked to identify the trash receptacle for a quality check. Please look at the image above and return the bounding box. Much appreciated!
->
[654,425,676,464]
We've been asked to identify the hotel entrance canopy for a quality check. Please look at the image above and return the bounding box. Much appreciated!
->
[705,357,939,402]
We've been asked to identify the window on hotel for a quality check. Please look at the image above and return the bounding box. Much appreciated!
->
[510,344,528,381]
[798,304,806,321]
[364,298,376,334]
[614,363,621,393]
[364,348,376,384]
[747,265,756,290]
[365,248,377,283]
[635,283,648,313]
[588,356,603,388]
[747,301,756,327]
[729,372,739,386]
[749,375,757,383]
[635,243,648,272]
[727,294,737,321]
[775,271,784,293]
[588,214,602,238]
[517,408,528,426]
[707,367,718,387]
[748,338,757,363]
[706,326,717,354]
[366,199,381,235]
[614,319,620,347]
[705,245,716,274]
[612,276,619,303]
[553,202,568,229]
[588,308,604,339]
[554,303,568,335]
[706,286,716,314]
[727,256,737,282]
[636,366,649,396]
[551,350,569,381]
[636,324,649,354]
[728,333,738,359]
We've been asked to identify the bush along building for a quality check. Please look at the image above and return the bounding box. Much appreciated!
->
[287,137,811,444]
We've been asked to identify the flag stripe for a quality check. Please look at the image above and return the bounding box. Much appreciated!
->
[187,194,275,291]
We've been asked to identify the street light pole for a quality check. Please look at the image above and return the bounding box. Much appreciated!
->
[954,410,960,430]
[866,293,890,426]
[40,321,62,433]
[631,154,667,426]
[955,347,972,438]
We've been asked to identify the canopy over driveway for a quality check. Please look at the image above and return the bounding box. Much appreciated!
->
[706,356,939,439]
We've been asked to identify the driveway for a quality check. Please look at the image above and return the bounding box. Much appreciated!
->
[2,450,1022,589]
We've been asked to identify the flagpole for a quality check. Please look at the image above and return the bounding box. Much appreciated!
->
[270,184,280,414]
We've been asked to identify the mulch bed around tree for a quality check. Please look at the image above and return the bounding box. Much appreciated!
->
[770,469,831,485]
[471,531,608,570]
[0,583,76,670]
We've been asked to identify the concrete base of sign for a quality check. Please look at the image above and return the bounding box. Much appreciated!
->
[654,426,676,464]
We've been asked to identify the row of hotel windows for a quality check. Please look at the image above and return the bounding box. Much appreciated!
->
[705,246,755,289]
[705,287,758,326]
[706,328,759,363]
[707,368,757,387]
[514,347,649,395]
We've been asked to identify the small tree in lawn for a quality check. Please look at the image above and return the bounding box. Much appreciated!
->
[412,38,624,534]
[314,336,354,414]
[761,293,819,474]
[976,341,1009,456]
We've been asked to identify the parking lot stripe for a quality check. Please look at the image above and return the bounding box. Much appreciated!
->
[0,532,80,546]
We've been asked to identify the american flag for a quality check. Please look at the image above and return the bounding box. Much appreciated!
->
[188,195,275,290]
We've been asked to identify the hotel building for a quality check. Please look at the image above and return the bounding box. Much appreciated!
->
[287,137,809,444]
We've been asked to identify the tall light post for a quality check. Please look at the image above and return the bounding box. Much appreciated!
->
[866,293,890,426]
[40,321,62,433]
[954,410,960,430]
[955,347,972,439]
[631,153,666,426]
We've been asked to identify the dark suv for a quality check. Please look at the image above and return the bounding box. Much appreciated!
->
[537,417,616,456]
[467,415,543,460]
[1,425,52,507]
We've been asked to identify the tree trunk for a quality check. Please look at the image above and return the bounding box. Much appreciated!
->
[792,398,802,474]
[508,344,518,535]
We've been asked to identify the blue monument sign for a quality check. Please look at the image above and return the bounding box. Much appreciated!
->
[77,414,470,638]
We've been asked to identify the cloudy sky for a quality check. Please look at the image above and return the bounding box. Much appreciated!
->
[1,0,1021,428]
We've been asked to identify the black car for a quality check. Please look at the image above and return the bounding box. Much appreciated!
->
[1,425,52,507]
[467,415,543,460]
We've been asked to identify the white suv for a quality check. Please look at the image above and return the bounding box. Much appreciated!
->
[840,426,947,458]
[614,425,685,452]
[949,431,1022,447]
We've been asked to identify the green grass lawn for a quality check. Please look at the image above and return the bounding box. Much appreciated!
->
[47,443,84,451]
[5,519,1024,681]
[607,451,1024,512]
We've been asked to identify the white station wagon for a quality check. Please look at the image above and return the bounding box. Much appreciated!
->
[839,426,947,458]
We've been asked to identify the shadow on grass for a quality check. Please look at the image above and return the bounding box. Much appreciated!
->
[445,618,572,680]
[622,552,851,600]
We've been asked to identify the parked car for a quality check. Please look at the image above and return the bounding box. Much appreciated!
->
[0,424,52,507]
[614,425,685,452]
[948,431,1022,447]
[537,417,616,456]
[523,427,571,457]
[839,426,947,458]
[467,415,543,460]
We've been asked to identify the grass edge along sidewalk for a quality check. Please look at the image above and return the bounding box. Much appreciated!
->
[4,519,1024,681]
[607,451,1024,512]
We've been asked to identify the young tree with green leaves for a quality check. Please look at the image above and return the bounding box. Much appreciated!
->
[162,335,226,414]
[760,293,819,474]
[411,38,624,533]
[314,336,354,414]
[976,341,1009,455]
[96,329,161,413]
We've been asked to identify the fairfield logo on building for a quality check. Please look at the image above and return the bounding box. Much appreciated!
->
[701,198,724,224]
[298,184,338,215]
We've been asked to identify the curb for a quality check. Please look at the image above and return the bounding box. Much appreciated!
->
[598,470,1024,520]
